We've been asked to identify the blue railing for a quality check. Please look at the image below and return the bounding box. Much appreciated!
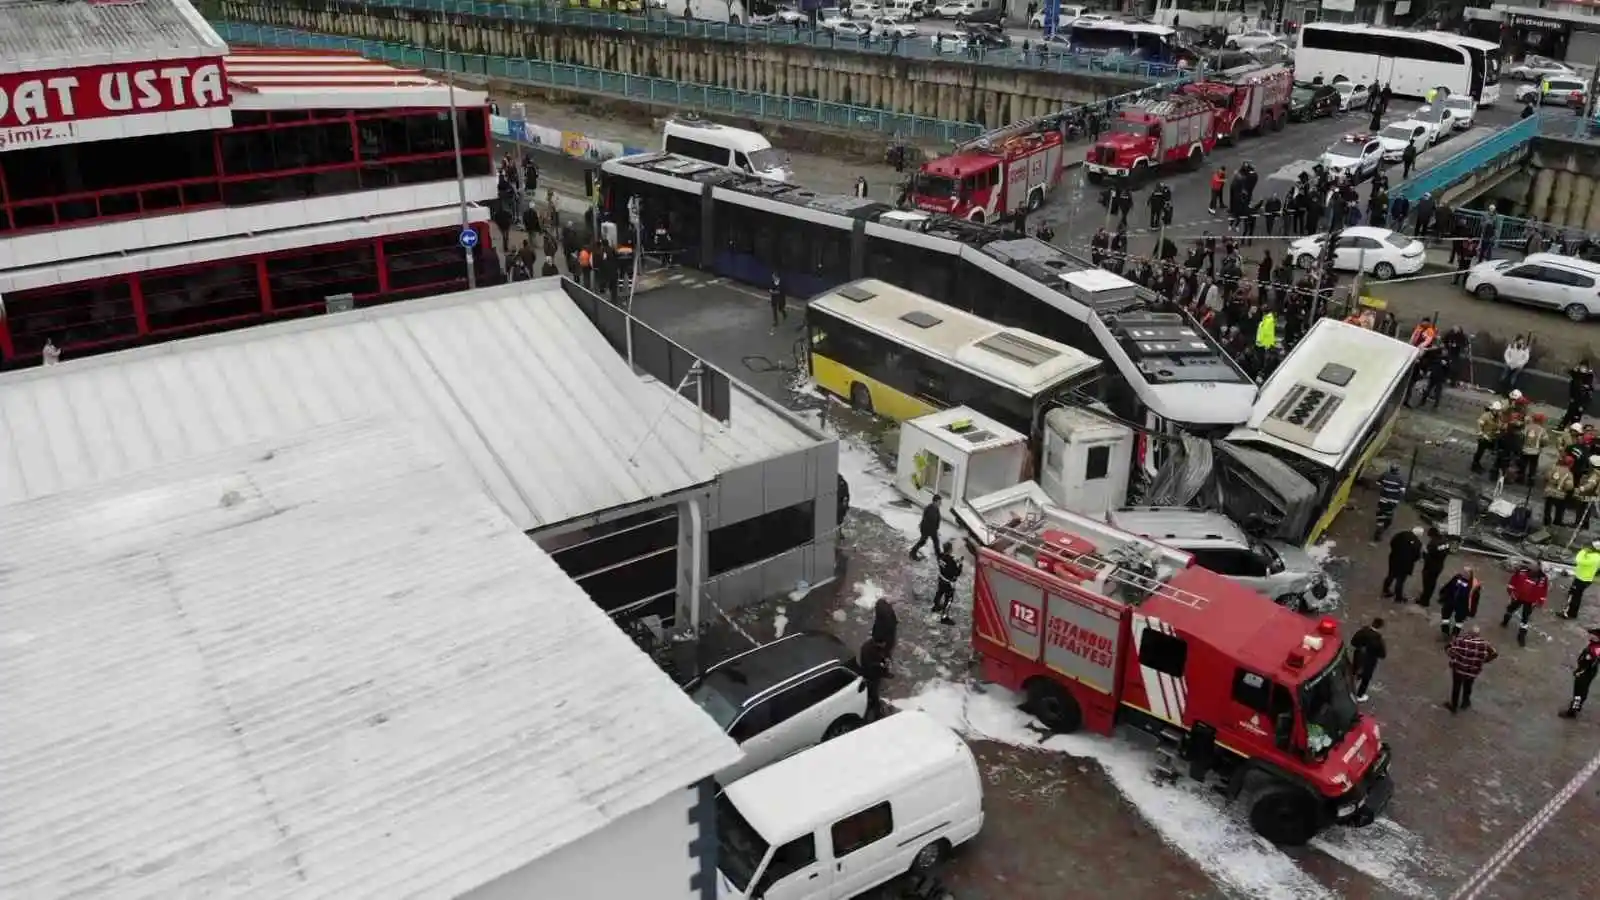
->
[1394,114,1598,205]
[213,23,986,142]
[296,0,1188,81]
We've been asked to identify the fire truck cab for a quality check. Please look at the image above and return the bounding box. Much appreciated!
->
[1174,63,1294,145]
[1084,96,1216,183]
[912,117,1066,223]
[967,502,1392,846]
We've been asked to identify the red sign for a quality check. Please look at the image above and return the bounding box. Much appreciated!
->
[0,59,228,130]
[1009,601,1040,636]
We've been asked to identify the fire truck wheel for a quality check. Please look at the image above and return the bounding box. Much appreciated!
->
[1269,114,1285,132]
[1185,148,1204,171]
[1025,679,1083,733]
[1246,785,1321,847]
[1027,188,1043,212]
[849,382,875,413]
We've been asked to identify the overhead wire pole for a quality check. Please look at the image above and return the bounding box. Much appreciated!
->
[443,13,477,289]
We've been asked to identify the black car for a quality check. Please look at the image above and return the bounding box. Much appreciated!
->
[1290,82,1340,122]
[960,21,1011,47]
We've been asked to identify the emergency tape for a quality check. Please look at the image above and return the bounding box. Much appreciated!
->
[1079,214,1517,246]
[1448,748,1600,900]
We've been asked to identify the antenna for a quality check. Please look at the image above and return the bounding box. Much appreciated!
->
[987,520,1213,611]
[627,361,704,467]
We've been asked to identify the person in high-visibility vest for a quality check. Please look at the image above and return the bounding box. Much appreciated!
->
[1565,540,1600,619]
[1425,86,1437,105]
[1255,308,1277,350]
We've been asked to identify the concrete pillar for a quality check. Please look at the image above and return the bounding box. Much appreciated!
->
[1586,176,1600,234]
[1529,168,1557,222]
[1569,176,1595,229]
[1551,170,1575,227]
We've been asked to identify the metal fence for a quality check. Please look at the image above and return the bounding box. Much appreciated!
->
[1394,113,1598,206]
[214,23,986,142]
[332,0,1189,80]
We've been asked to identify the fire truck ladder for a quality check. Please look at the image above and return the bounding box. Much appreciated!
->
[953,111,1063,154]
[989,521,1213,611]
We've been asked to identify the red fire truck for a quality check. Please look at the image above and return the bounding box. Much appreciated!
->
[910,116,1067,224]
[967,506,1393,846]
[1174,63,1294,145]
[1084,96,1217,183]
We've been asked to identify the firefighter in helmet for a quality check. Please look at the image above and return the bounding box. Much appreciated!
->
[1560,627,1600,718]
[1470,401,1503,473]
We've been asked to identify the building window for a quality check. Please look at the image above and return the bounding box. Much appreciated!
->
[384,230,468,290]
[708,500,816,576]
[141,263,263,333]
[3,280,139,357]
[266,246,381,311]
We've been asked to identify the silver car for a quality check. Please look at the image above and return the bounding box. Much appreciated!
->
[1108,508,1330,611]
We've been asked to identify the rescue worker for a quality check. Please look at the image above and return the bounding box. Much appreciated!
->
[1521,412,1549,485]
[1545,455,1576,527]
[857,635,891,721]
[1563,539,1600,619]
[1555,421,1582,464]
[1373,463,1406,542]
[1493,405,1525,482]
[1410,317,1438,350]
[1254,305,1277,354]
[768,271,788,331]
[1382,526,1424,603]
[1438,565,1481,638]
[1470,401,1504,473]
[909,494,942,560]
[1502,561,1550,647]
[1445,625,1498,713]
[1350,617,1387,702]
[931,539,962,626]
[1417,526,1451,607]
[1575,459,1600,531]
[1559,627,1600,718]
[1148,182,1172,229]
[577,245,594,290]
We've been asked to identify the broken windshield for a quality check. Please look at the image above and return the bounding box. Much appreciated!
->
[1300,650,1359,755]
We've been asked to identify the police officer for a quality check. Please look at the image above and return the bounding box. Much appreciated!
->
[1559,628,1600,718]
[1563,539,1600,619]
[1417,526,1451,607]
[931,539,963,626]
[1148,182,1172,229]
[1438,565,1481,638]
[1471,401,1504,473]
[1373,463,1406,542]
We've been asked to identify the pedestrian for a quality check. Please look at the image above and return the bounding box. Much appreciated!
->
[1564,359,1594,428]
[1350,617,1387,701]
[768,271,787,332]
[909,494,942,560]
[1563,540,1600,619]
[1501,561,1550,647]
[857,635,891,721]
[1501,335,1531,393]
[1445,625,1498,713]
[1438,565,1481,638]
[1263,192,1281,236]
[1417,526,1451,607]
[1401,140,1417,179]
[1471,401,1504,473]
[1368,105,1382,133]
[872,594,898,655]
[854,175,868,198]
[932,539,962,625]
[1382,525,1423,602]
[1559,627,1600,718]
[1209,166,1226,214]
[1546,455,1577,526]
[1373,463,1406,541]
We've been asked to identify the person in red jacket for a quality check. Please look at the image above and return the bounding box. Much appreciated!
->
[1446,625,1499,713]
[1501,561,1550,647]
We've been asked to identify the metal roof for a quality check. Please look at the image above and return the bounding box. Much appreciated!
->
[0,418,741,899]
[0,0,227,75]
[0,280,804,529]
[224,49,491,110]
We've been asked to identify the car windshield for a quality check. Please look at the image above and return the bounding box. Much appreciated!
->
[716,795,771,893]
[1112,119,1154,137]
[1292,87,1315,101]
[1300,651,1360,755]
[1334,83,1353,95]
[689,675,743,730]
[1323,140,1360,157]
[1383,233,1413,249]
[916,173,958,196]
[1379,125,1414,140]
[748,147,786,172]
[1445,97,1473,111]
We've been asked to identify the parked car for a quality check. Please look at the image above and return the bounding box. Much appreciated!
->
[1466,253,1600,323]
[1289,81,1340,121]
[1317,133,1384,181]
[1106,508,1329,610]
[1517,75,1588,107]
[828,19,873,37]
[1375,119,1436,162]
[1225,28,1285,49]
[961,21,1011,47]
[930,28,969,51]
[1245,40,1292,64]
[685,632,871,785]
[868,15,919,36]
[848,0,883,15]
[1510,55,1577,82]
[1029,2,1087,26]
[1418,95,1475,130]
[1331,79,1369,111]
[1289,226,1427,280]
[774,7,809,23]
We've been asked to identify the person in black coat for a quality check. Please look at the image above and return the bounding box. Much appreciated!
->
[909,494,942,559]
[1417,526,1451,608]
[1382,526,1424,602]
[1350,618,1387,701]
[858,636,891,721]
[1565,360,1595,428]
[932,540,963,625]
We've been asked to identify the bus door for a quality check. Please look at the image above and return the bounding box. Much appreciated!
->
[1467,50,1485,101]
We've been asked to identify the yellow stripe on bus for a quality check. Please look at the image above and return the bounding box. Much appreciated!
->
[1305,407,1404,547]
[810,354,939,424]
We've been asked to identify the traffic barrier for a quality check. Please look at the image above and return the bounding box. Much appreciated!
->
[320,0,1191,80]
[212,22,987,143]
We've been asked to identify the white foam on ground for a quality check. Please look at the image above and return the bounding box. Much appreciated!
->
[852,579,885,611]
[900,680,1334,900]
[1305,541,1345,614]
[831,609,849,622]
[835,436,925,542]
[1311,819,1438,898]
[773,605,789,639]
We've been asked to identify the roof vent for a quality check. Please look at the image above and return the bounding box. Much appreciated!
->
[1261,381,1344,447]
[836,284,876,303]
[975,332,1059,367]
[900,311,942,329]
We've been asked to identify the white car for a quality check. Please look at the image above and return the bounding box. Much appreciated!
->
[1029,3,1087,26]
[848,0,883,15]
[1466,253,1600,322]
[1318,133,1384,181]
[1517,75,1588,106]
[685,633,871,786]
[1245,40,1292,63]
[1226,29,1285,50]
[774,8,808,23]
[1511,56,1577,82]
[827,19,872,37]
[1289,227,1426,280]
[1419,95,1476,129]
[1332,80,1369,111]
[932,0,973,16]
[868,15,918,36]
[1375,120,1433,162]
[931,29,969,51]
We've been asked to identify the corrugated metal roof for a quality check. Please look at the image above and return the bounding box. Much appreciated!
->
[0,418,742,899]
[643,377,822,471]
[0,0,227,75]
[0,280,784,529]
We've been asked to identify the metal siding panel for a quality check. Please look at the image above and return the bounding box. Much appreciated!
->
[716,462,765,526]
[762,451,807,514]
[1041,592,1120,693]
[982,565,1047,661]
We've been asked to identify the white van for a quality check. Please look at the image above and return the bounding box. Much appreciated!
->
[661,117,793,182]
[884,0,924,20]
[716,711,984,899]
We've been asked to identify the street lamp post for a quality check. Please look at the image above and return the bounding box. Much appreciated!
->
[442,18,477,289]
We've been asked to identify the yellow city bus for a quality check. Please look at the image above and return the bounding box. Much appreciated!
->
[805,279,1101,438]
[1225,319,1420,546]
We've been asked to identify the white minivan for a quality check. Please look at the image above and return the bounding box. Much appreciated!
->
[716,711,984,900]
[662,117,793,181]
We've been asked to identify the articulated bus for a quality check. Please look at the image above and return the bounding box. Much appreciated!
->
[1224,319,1420,546]
[806,278,1102,437]
[599,153,1259,460]
[1294,23,1502,105]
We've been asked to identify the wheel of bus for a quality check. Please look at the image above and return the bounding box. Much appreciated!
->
[1372,261,1396,280]
[849,382,875,413]
[1247,784,1322,846]
[1026,678,1082,733]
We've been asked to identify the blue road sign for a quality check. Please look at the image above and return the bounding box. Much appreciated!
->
[459,227,479,249]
